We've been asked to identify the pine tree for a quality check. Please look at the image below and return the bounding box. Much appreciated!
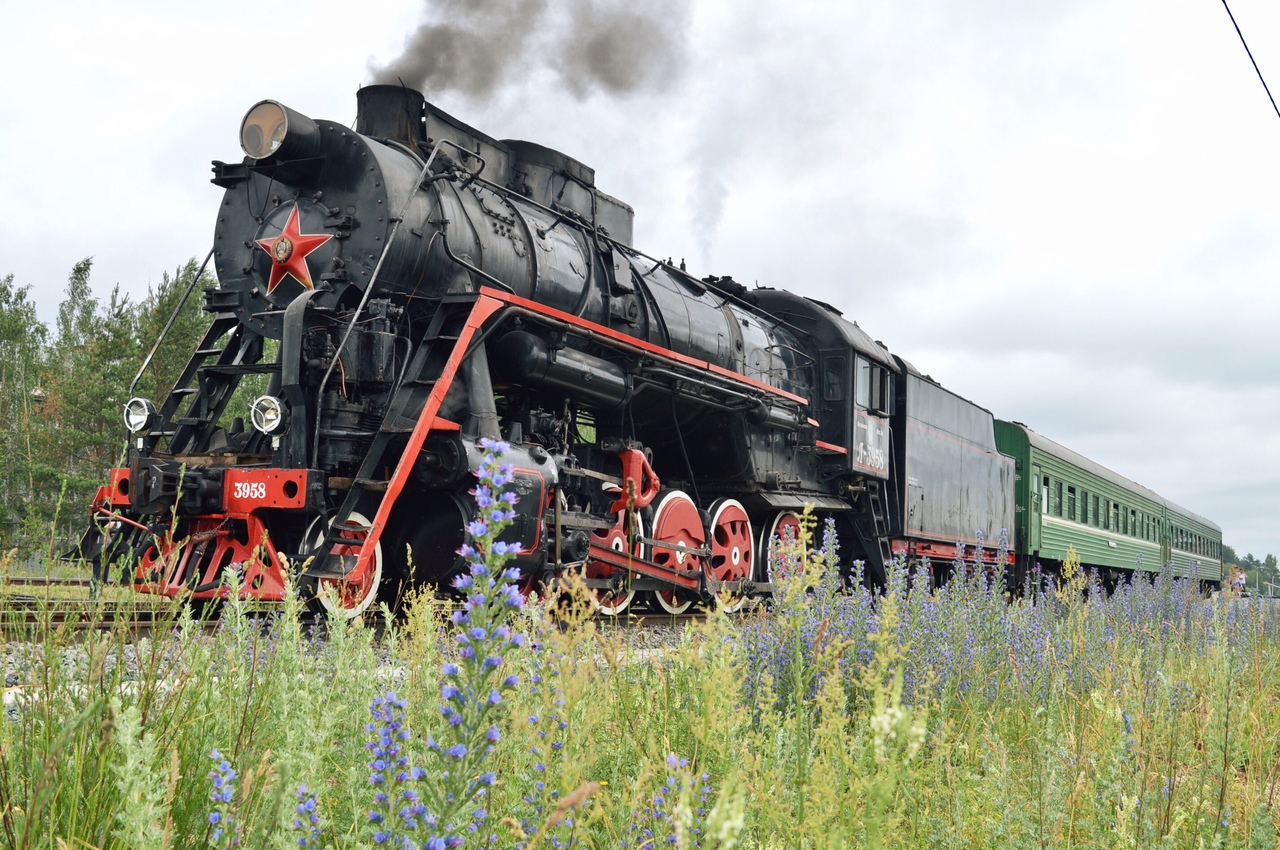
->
[34,259,140,544]
[131,258,216,403]
[0,273,48,549]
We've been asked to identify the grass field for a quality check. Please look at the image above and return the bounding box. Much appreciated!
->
[1,449,1276,848]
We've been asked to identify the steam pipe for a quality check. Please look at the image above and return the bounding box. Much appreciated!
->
[491,331,632,410]
[438,231,516,294]
[478,305,807,413]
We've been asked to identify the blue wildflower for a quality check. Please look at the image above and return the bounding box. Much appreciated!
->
[292,784,322,848]
[206,749,238,845]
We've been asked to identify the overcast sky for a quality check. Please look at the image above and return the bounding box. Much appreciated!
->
[1,0,1277,559]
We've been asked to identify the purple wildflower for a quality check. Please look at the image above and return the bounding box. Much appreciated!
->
[292,784,321,848]
[206,749,238,845]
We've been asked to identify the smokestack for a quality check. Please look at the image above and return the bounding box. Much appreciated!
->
[356,85,427,145]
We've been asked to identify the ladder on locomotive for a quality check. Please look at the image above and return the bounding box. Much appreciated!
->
[303,296,479,579]
[850,478,894,583]
[147,314,270,455]
[70,315,267,570]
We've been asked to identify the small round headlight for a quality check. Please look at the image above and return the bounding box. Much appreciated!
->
[123,398,158,434]
[250,396,288,435]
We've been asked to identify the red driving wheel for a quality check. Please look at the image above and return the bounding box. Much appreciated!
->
[587,510,644,615]
[760,510,803,581]
[648,490,703,614]
[311,510,383,619]
[707,498,753,612]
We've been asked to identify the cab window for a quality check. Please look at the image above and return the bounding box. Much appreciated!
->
[855,356,871,409]
[823,357,846,401]
[868,364,893,415]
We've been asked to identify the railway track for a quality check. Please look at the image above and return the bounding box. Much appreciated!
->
[0,604,267,638]
[0,576,721,638]
[1,579,246,638]
[1,605,162,634]
[3,575,95,588]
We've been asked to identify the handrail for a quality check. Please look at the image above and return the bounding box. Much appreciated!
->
[309,138,481,468]
[127,247,215,398]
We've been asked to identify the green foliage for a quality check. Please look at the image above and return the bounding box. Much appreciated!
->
[43,267,136,488]
[0,272,48,548]
[1221,542,1239,566]
[131,258,216,403]
[2,556,1279,847]
[0,257,214,556]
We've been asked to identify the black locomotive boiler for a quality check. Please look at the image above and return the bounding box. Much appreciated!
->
[82,86,1015,617]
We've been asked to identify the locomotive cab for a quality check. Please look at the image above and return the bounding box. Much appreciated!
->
[752,289,895,476]
[751,288,899,574]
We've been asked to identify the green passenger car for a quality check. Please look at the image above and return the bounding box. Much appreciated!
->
[993,420,1223,586]
[1163,501,1224,582]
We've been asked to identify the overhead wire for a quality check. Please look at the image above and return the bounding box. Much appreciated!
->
[1219,0,1280,121]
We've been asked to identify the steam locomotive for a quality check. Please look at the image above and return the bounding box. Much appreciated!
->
[80,86,1214,618]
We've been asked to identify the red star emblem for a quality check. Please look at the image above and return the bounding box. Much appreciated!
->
[255,206,332,293]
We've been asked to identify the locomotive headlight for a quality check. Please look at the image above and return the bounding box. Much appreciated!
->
[240,100,322,162]
[240,101,288,158]
[123,398,158,435]
[249,395,289,435]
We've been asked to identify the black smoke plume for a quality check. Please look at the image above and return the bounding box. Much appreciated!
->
[371,0,688,99]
